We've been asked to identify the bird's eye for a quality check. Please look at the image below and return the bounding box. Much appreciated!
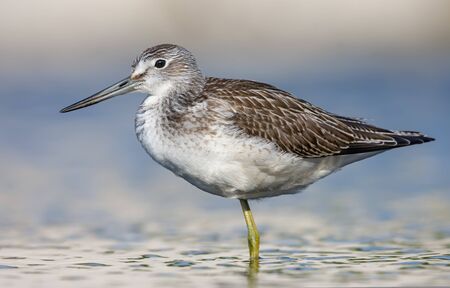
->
[154,59,166,69]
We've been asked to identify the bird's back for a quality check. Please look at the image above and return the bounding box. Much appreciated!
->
[203,77,434,159]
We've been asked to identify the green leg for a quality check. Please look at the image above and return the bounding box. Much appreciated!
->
[239,199,260,261]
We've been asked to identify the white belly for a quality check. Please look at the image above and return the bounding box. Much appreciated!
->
[135,97,379,199]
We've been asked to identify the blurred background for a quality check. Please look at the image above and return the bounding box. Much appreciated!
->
[0,0,449,235]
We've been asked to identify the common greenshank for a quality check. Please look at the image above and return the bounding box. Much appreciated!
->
[61,44,434,261]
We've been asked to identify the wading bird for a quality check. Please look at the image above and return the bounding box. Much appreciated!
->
[61,44,434,261]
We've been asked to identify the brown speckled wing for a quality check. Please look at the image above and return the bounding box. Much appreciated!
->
[204,77,432,158]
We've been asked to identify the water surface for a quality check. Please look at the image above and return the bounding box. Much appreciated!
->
[1,199,449,287]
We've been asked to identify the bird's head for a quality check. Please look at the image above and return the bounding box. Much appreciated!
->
[60,44,203,113]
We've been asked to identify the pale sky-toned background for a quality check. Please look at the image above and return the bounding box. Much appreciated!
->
[0,0,449,229]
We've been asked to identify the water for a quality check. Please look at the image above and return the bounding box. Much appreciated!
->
[0,201,449,287]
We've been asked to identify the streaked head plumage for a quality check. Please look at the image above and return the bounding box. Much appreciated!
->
[130,44,204,95]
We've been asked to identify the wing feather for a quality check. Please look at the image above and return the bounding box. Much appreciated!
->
[204,78,433,158]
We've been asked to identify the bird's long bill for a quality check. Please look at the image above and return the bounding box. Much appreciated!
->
[60,77,138,113]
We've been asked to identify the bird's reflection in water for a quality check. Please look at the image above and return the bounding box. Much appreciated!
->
[247,259,259,288]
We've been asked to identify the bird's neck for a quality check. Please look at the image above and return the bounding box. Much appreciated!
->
[140,74,207,120]
[165,75,207,122]
[177,75,206,102]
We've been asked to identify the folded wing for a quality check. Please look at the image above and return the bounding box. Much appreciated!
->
[206,78,434,158]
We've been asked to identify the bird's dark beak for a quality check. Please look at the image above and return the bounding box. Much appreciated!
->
[60,77,139,113]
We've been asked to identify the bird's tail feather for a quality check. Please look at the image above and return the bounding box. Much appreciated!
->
[391,130,435,146]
